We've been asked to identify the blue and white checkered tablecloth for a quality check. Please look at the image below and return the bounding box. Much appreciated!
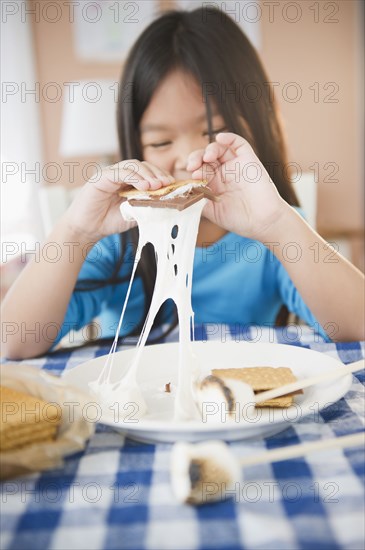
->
[1,325,364,550]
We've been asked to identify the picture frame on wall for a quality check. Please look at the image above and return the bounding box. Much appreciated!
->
[73,1,261,62]
[73,0,159,62]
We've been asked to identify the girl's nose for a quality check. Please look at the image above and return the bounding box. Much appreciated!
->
[173,137,205,178]
[173,149,190,174]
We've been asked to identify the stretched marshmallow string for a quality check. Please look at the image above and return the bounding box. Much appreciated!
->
[89,197,206,422]
[89,245,142,390]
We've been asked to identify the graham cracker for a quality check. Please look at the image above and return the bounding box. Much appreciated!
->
[255,396,294,408]
[212,367,301,408]
[119,179,208,198]
[0,426,58,451]
[0,386,62,451]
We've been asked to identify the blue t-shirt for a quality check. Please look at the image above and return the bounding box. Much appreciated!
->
[54,228,328,344]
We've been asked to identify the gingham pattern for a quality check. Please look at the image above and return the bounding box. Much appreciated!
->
[1,326,364,550]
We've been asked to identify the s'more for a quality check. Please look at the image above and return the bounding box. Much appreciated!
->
[212,366,303,408]
[119,179,218,211]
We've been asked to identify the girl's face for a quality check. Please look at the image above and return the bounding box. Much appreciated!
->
[140,70,226,180]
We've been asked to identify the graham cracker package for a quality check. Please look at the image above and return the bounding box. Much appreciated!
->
[0,364,95,479]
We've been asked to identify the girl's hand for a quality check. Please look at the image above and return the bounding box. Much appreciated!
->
[62,160,174,242]
[187,132,287,241]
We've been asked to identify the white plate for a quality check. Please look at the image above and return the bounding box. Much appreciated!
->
[62,341,352,443]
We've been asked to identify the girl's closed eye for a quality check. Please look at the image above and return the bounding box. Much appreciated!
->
[145,140,172,149]
[149,141,172,149]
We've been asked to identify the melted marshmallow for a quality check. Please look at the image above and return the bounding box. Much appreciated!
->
[90,196,206,422]
[160,183,201,200]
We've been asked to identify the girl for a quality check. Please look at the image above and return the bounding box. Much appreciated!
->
[2,7,364,359]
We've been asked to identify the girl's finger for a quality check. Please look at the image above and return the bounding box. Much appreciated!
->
[104,161,145,183]
[201,142,220,162]
[202,141,235,164]
[188,140,236,173]
[186,149,205,172]
[191,167,206,180]
[102,165,151,192]
[215,132,252,156]
[191,160,220,182]
[105,161,166,190]
[141,161,175,186]
[141,161,172,179]
[129,161,163,188]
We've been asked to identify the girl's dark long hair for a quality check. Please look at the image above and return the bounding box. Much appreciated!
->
[76,6,299,338]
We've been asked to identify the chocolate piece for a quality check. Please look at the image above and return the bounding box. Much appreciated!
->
[125,186,219,211]
[119,179,219,210]
[191,186,220,202]
[128,191,206,211]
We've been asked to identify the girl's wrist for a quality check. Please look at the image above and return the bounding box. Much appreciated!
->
[251,199,291,244]
[56,214,99,247]
[257,203,309,259]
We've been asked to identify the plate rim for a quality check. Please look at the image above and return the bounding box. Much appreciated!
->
[62,341,352,436]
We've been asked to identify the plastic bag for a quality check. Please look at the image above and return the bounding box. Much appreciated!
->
[0,363,95,479]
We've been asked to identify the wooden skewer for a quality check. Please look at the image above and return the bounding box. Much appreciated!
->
[240,432,364,467]
[255,359,364,404]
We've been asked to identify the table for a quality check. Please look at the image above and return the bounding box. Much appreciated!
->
[1,325,364,550]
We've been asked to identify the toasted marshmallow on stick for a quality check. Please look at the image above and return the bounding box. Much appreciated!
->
[173,361,364,505]
[170,441,241,505]
[194,375,256,423]
[171,432,365,505]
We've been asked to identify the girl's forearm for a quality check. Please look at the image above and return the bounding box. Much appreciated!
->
[262,205,365,342]
[1,218,94,359]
